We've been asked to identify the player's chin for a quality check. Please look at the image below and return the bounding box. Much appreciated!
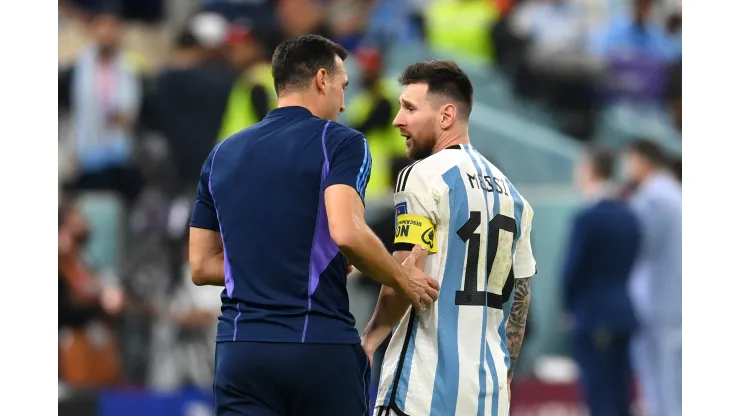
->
[404,147,414,160]
[404,138,414,153]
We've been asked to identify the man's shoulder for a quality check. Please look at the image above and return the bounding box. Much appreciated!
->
[394,158,440,194]
[583,200,635,223]
[314,122,365,157]
[324,121,364,141]
[402,150,465,185]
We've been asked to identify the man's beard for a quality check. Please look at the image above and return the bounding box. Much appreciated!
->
[407,133,435,160]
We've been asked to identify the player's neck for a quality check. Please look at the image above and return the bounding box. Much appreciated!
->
[432,128,470,154]
[277,93,323,118]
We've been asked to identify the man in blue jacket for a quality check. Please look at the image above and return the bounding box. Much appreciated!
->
[562,146,641,416]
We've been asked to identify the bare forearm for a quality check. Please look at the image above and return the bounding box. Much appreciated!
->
[506,277,531,381]
[191,253,225,286]
[189,227,226,286]
[362,285,411,352]
[337,224,404,290]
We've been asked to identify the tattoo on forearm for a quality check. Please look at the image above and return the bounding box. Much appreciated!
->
[506,277,531,381]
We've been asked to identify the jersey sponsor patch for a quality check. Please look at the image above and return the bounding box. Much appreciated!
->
[394,213,437,253]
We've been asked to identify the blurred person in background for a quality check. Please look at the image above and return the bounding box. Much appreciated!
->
[325,0,371,51]
[189,11,233,70]
[345,47,408,202]
[200,0,285,51]
[59,0,167,69]
[508,0,604,140]
[60,0,165,25]
[217,23,276,141]
[423,0,500,64]
[588,0,680,105]
[141,24,236,303]
[60,9,145,205]
[277,0,332,40]
[588,0,678,62]
[622,139,682,416]
[59,202,125,388]
[491,0,528,76]
[142,23,234,196]
[149,240,222,391]
[562,146,641,416]
[363,0,426,49]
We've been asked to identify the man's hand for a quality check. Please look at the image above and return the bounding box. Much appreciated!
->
[396,245,439,313]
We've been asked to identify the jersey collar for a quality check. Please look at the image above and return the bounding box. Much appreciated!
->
[265,106,314,119]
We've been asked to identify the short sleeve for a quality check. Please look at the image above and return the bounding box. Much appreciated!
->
[513,203,537,279]
[392,164,439,253]
[324,132,372,201]
[189,148,220,231]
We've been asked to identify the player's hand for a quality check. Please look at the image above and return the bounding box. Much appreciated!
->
[399,245,439,313]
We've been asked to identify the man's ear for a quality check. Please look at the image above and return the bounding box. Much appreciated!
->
[439,104,457,130]
[315,68,329,94]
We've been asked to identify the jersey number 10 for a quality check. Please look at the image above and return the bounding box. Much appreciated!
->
[455,211,517,310]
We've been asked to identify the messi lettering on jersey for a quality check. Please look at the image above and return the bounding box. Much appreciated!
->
[466,172,510,195]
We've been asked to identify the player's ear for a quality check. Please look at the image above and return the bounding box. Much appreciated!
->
[439,104,456,130]
[315,68,329,94]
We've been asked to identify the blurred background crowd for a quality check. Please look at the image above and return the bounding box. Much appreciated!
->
[57,0,681,415]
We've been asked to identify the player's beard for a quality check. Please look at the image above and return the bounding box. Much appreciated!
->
[405,126,436,161]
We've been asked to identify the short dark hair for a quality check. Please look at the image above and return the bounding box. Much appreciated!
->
[626,138,667,167]
[271,35,348,96]
[398,60,474,119]
[585,145,615,180]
